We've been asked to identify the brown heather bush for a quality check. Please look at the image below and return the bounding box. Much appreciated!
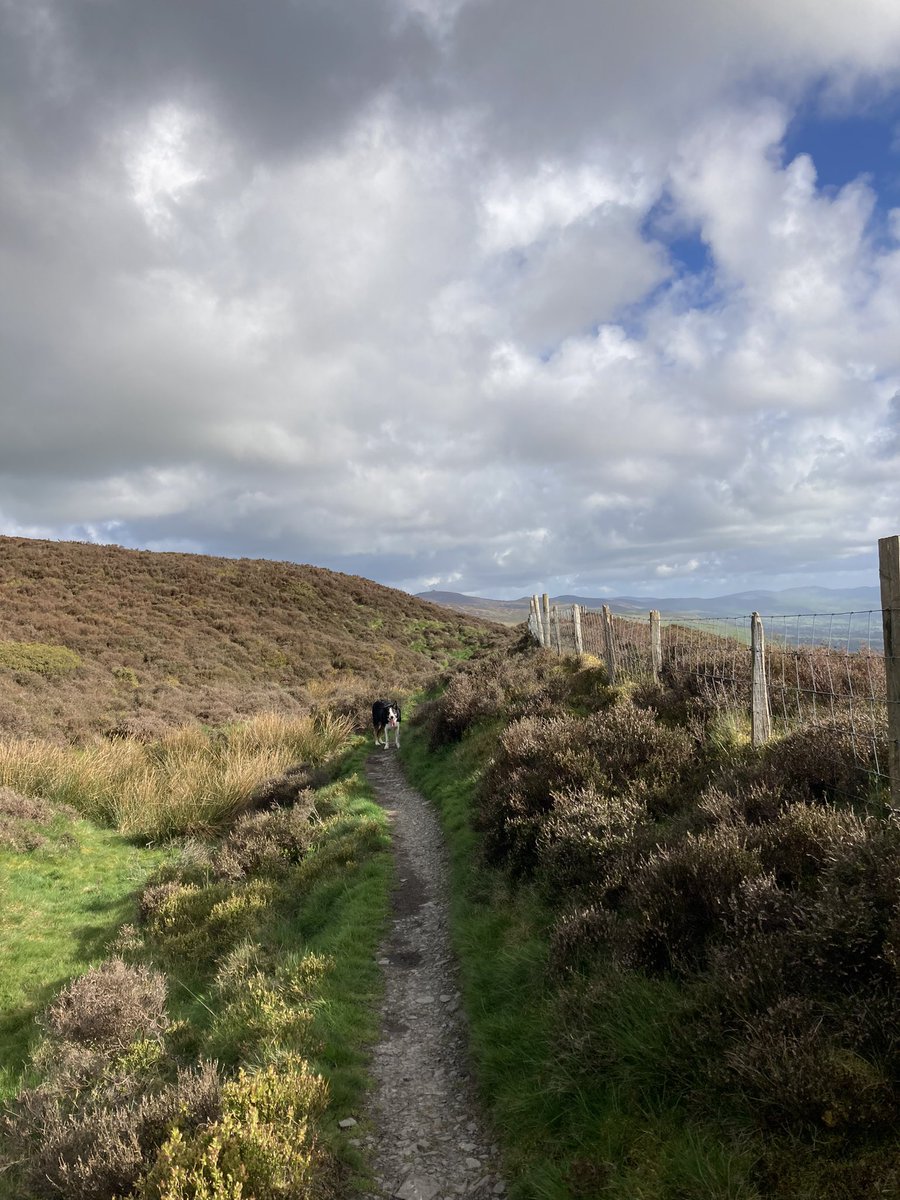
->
[749,803,867,889]
[214,801,317,882]
[724,997,895,1134]
[42,959,169,1050]
[477,698,695,877]
[9,1062,223,1200]
[626,826,764,973]
[536,785,648,900]
[417,648,566,749]
[5,956,225,1200]
[758,718,884,804]
[550,904,622,974]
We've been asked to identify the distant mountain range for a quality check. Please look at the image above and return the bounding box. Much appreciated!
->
[415,586,883,626]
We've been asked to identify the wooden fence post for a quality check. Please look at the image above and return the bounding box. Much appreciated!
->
[650,610,661,682]
[751,611,771,747]
[602,604,617,684]
[553,605,562,655]
[542,593,551,650]
[879,536,900,809]
[573,604,583,656]
[530,595,543,646]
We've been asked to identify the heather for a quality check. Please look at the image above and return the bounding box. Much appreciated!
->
[0,536,508,742]
[1,743,391,1200]
[404,643,900,1198]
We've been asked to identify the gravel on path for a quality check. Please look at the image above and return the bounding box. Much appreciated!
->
[359,751,506,1200]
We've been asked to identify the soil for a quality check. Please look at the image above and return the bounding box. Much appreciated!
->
[358,750,506,1200]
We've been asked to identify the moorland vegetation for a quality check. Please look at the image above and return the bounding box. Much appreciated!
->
[404,639,896,1199]
[0,536,507,1199]
[0,536,506,742]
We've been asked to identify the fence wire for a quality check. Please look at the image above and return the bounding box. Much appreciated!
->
[532,603,890,794]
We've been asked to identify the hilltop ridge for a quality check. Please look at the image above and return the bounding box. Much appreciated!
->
[0,537,507,741]
[417,584,881,624]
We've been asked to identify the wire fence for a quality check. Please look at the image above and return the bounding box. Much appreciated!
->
[527,598,890,797]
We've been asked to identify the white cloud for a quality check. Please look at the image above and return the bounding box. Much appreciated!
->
[1,0,900,596]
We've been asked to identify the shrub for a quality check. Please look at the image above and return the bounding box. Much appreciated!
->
[550,905,621,974]
[627,826,764,973]
[214,799,317,883]
[41,959,169,1050]
[134,1058,334,1200]
[478,699,695,878]
[0,640,82,674]
[537,785,647,899]
[761,719,883,805]
[8,1061,222,1200]
[750,803,867,889]
[724,997,895,1134]
[140,880,275,967]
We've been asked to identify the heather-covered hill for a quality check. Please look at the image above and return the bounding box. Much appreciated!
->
[0,537,510,740]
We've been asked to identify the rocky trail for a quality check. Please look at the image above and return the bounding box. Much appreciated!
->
[360,751,506,1200]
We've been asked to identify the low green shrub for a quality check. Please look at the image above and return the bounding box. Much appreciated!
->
[134,1058,334,1200]
[0,640,82,674]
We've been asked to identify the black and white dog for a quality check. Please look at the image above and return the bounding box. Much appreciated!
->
[372,700,401,749]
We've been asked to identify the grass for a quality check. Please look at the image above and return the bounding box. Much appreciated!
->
[0,712,353,839]
[400,719,763,1200]
[1,733,393,1198]
[0,814,172,1103]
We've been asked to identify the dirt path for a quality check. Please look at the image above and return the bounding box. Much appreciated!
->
[360,751,506,1200]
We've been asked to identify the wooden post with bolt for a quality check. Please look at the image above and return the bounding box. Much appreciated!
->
[750,611,771,747]
[573,603,584,656]
[879,535,900,809]
[542,593,551,650]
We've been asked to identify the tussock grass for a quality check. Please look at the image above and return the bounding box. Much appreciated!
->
[0,712,353,839]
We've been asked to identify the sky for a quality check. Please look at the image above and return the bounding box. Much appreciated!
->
[2,1,900,599]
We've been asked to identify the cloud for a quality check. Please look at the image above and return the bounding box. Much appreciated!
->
[1,0,900,597]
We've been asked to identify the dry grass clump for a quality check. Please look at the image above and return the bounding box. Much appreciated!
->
[0,711,353,838]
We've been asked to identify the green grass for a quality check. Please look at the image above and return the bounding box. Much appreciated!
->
[400,721,763,1200]
[1,736,393,1198]
[0,816,172,1101]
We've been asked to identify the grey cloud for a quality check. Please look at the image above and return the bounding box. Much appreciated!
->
[1,0,435,167]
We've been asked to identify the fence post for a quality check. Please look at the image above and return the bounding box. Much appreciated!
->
[751,611,771,747]
[650,610,661,682]
[542,593,551,650]
[530,595,544,646]
[553,605,562,655]
[879,536,900,809]
[602,604,618,683]
[573,604,583,655]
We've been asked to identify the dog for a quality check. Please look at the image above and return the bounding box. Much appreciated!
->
[372,700,401,749]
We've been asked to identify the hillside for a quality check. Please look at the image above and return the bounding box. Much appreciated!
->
[417,584,882,624]
[0,537,509,741]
